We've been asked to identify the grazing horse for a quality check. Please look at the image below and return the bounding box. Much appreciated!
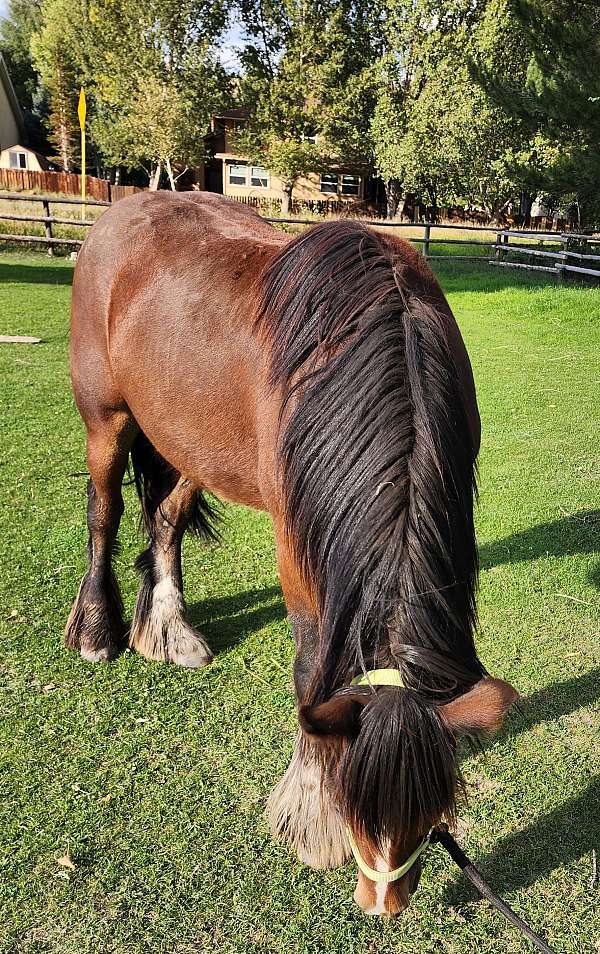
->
[67,192,517,916]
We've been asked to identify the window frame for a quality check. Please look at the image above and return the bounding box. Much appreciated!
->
[340,174,360,196]
[319,172,339,194]
[250,165,269,189]
[228,163,248,187]
[9,150,27,170]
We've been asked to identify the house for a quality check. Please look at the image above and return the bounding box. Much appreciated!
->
[0,143,53,172]
[205,108,373,210]
[0,54,24,154]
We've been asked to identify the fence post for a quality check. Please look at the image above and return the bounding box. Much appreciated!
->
[502,231,509,261]
[423,224,430,259]
[495,230,502,262]
[555,236,567,283]
[42,199,54,257]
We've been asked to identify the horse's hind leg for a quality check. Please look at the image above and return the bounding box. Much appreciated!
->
[129,436,214,668]
[66,411,136,661]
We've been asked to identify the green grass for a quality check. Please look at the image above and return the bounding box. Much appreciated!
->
[0,250,598,954]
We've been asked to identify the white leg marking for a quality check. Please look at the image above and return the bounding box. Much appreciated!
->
[130,577,212,667]
[267,735,350,869]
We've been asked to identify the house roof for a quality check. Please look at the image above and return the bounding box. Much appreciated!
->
[212,107,249,121]
[0,54,25,140]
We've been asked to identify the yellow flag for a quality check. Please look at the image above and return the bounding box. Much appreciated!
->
[78,88,86,130]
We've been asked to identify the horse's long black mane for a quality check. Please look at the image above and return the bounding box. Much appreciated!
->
[257,220,485,844]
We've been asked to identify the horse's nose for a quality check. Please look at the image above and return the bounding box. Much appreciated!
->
[353,876,411,916]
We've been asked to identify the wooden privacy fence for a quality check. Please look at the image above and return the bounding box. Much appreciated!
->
[0,168,141,203]
[0,191,599,283]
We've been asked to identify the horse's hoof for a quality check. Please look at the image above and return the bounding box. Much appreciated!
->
[80,644,119,663]
[170,646,213,669]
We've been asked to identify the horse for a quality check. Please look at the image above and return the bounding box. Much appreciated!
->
[66,191,517,917]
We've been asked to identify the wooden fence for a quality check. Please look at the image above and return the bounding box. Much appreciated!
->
[491,229,600,280]
[0,191,599,282]
[0,168,141,203]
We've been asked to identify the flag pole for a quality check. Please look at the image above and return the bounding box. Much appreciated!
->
[78,88,87,221]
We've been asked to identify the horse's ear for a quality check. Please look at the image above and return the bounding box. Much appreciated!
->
[299,692,369,738]
[440,677,518,737]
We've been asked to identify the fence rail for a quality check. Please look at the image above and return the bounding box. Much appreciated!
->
[491,228,600,281]
[0,192,599,281]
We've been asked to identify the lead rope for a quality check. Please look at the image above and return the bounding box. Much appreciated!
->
[431,825,557,954]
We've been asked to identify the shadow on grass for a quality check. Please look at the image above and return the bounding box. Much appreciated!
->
[0,261,73,286]
[188,584,287,653]
[502,667,600,741]
[479,510,600,589]
[442,776,600,904]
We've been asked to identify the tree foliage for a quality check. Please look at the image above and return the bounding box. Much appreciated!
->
[78,0,229,186]
[29,0,228,182]
[235,0,329,211]
[480,0,600,223]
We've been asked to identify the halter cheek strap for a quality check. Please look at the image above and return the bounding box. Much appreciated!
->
[346,667,431,884]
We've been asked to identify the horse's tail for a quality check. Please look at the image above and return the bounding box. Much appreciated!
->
[129,432,221,542]
[256,220,483,704]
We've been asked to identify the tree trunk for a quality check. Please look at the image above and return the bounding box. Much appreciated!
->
[165,157,176,191]
[385,179,401,219]
[427,183,439,223]
[59,121,70,172]
[281,181,293,216]
[149,162,162,191]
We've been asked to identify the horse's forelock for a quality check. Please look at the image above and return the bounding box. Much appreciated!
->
[335,689,459,848]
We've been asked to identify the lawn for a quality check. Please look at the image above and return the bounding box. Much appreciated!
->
[0,250,598,954]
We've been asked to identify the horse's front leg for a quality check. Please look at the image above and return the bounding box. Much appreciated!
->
[267,610,350,869]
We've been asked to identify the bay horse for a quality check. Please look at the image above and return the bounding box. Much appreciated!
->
[67,191,517,916]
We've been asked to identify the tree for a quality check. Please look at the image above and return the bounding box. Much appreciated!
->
[30,0,81,170]
[236,0,328,213]
[77,0,230,188]
[315,0,382,171]
[367,0,536,221]
[480,0,600,224]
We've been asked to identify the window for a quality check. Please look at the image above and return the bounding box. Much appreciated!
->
[320,172,362,196]
[9,151,27,170]
[228,163,247,186]
[341,174,360,196]
[250,166,269,188]
[320,172,338,194]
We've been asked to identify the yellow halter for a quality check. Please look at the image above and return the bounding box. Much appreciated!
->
[346,668,432,884]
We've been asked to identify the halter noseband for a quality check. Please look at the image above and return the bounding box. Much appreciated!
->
[346,668,432,884]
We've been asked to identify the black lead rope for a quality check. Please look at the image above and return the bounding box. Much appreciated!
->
[431,825,557,954]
